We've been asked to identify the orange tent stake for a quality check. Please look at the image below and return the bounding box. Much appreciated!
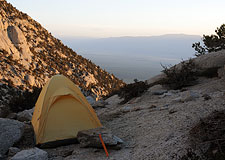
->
[99,134,109,157]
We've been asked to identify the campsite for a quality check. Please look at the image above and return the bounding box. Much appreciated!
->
[1,0,225,159]
[1,52,225,159]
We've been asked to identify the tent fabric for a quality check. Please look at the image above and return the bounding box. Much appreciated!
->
[32,75,102,144]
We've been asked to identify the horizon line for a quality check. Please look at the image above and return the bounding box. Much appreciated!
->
[57,33,202,39]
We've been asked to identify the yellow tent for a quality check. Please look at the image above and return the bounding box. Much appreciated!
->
[31,75,102,145]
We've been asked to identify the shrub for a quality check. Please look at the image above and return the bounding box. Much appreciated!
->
[172,149,203,160]
[190,110,225,160]
[160,59,197,90]
[192,42,206,57]
[107,80,150,104]
[197,67,219,78]
[193,24,225,56]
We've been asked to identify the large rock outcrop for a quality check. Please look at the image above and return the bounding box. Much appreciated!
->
[146,50,225,85]
[193,50,225,71]
[7,25,33,65]
[174,50,225,76]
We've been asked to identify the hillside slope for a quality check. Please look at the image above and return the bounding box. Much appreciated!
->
[0,0,124,99]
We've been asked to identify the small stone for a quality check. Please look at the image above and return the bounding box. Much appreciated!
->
[92,100,107,109]
[171,97,182,103]
[122,106,132,113]
[148,84,167,95]
[17,108,33,122]
[202,94,211,100]
[57,148,73,157]
[72,148,87,155]
[113,135,124,144]
[164,104,169,108]
[180,91,200,102]
[148,105,157,109]
[11,148,48,160]
[169,108,177,114]
[77,127,123,150]
[159,92,173,98]
[86,96,96,105]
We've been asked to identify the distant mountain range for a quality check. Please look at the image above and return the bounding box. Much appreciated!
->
[60,34,202,83]
[60,34,201,59]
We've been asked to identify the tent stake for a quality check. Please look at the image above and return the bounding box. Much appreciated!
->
[99,134,109,157]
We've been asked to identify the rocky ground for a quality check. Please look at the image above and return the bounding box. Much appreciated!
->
[1,75,224,160]
[91,77,225,160]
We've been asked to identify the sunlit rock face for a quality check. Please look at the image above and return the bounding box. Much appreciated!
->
[0,0,125,99]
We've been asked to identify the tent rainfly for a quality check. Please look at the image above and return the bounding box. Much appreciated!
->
[31,75,102,145]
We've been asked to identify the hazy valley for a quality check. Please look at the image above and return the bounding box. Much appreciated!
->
[61,35,201,82]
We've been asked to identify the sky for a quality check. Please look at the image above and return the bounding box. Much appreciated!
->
[7,0,225,38]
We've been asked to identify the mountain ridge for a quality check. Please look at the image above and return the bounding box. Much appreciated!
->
[0,0,125,101]
[59,33,201,39]
[60,34,201,58]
